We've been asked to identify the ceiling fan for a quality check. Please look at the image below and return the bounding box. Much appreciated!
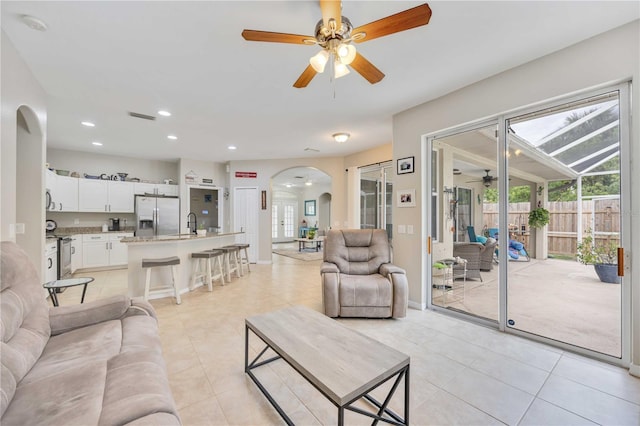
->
[241,1,432,88]
[467,170,499,188]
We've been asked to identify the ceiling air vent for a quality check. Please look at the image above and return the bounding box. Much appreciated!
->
[128,111,156,121]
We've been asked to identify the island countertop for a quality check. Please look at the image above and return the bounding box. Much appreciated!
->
[125,231,245,299]
[121,231,242,244]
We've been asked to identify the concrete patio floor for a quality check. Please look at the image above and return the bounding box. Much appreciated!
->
[433,258,622,357]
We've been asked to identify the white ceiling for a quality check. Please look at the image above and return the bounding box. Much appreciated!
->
[2,1,638,163]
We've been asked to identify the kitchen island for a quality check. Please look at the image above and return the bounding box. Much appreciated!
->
[122,232,243,299]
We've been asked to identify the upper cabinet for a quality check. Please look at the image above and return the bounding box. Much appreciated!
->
[78,179,134,212]
[46,170,78,211]
[134,183,179,197]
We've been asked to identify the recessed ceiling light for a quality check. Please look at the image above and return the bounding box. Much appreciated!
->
[285,184,292,188]
[92,141,103,146]
[228,145,237,150]
[81,121,95,127]
[21,15,48,32]
[158,110,171,117]
[167,135,178,140]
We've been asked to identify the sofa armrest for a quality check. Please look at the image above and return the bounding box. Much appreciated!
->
[320,262,339,274]
[49,295,157,335]
[379,263,406,277]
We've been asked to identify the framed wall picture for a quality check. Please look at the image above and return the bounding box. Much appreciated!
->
[397,156,414,174]
[304,200,316,216]
[397,189,416,208]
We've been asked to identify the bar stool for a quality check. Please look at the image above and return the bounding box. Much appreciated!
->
[234,243,251,273]
[142,256,181,304]
[220,246,242,282]
[190,249,225,291]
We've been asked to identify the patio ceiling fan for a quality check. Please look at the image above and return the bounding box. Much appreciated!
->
[467,170,498,188]
[241,1,432,88]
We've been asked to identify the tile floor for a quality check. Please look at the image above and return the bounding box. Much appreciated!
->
[57,247,640,425]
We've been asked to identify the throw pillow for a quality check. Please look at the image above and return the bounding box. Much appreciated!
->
[476,235,488,244]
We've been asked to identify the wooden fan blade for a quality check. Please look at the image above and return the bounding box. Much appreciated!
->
[352,3,432,43]
[293,65,318,88]
[242,29,314,45]
[350,53,385,84]
[320,0,342,32]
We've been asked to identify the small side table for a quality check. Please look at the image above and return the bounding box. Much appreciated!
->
[43,277,95,307]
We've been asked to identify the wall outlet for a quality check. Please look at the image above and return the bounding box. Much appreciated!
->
[398,225,406,234]
[407,225,414,234]
[15,223,25,234]
[74,218,80,225]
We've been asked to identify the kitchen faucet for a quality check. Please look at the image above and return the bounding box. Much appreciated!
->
[186,212,197,234]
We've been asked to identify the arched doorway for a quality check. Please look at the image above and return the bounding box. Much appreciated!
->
[271,167,331,243]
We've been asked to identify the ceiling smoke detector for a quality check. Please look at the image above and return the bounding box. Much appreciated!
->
[21,15,48,32]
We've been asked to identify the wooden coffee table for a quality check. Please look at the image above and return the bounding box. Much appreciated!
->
[294,237,323,252]
[245,306,410,425]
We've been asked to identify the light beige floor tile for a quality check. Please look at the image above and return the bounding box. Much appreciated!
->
[178,396,229,426]
[519,399,597,426]
[439,367,534,424]
[469,350,550,395]
[413,389,504,425]
[552,355,640,404]
[538,375,640,425]
[168,364,215,410]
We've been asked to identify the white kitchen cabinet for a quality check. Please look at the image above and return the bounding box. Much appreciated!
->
[82,233,132,268]
[71,235,83,273]
[134,183,178,197]
[46,170,57,211]
[78,179,134,213]
[157,184,179,196]
[79,179,109,212]
[108,233,132,265]
[55,175,79,211]
[82,234,110,268]
[108,181,134,212]
[45,240,58,283]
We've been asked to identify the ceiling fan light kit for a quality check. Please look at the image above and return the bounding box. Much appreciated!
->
[241,2,432,88]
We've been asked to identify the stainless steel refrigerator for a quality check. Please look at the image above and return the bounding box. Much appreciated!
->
[135,195,180,237]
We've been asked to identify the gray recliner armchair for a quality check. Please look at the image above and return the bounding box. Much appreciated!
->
[321,229,408,319]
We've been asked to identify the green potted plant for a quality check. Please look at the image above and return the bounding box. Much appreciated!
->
[576,232,619,284]
[528,204,550,229]
[196,223,207,236]
[307,229,316,240]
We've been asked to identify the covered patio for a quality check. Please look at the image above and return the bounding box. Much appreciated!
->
[433,258,621,357]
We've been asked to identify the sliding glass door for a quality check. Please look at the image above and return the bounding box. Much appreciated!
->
[427,84,629,361]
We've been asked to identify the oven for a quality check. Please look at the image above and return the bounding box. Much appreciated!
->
[58,237,72,279]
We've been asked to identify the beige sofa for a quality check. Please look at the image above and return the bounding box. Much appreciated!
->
[1,241,181,425]
[321,229,408,318]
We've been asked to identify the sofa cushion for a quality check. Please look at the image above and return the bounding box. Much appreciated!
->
[20,320,122,385]
[324,229,391,275]
[99,350,179,425]
[1,360,107,426]
[339,274,392,307]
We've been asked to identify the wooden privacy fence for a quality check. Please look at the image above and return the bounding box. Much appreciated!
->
[482,199,620,256]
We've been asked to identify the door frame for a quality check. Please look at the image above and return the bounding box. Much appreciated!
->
[423,82,631,367]
[233,186,259,263]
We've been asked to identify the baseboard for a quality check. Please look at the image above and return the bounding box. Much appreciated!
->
[257,260,272,265]
[630,362,640,378]
[408,300,426,310]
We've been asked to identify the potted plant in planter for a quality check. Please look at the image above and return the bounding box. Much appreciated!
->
[576,232,619,284]
[528,203,550,229]
[196,224,207,236]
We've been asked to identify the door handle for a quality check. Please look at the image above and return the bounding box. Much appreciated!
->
[59,203,63,211]
[105,204,108,212]
[48,258,52,268]
[71,247,75,254]
[618,247,624,277]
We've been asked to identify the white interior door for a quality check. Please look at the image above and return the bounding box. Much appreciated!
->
[234,187,259,262]
[272,200,297,242]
